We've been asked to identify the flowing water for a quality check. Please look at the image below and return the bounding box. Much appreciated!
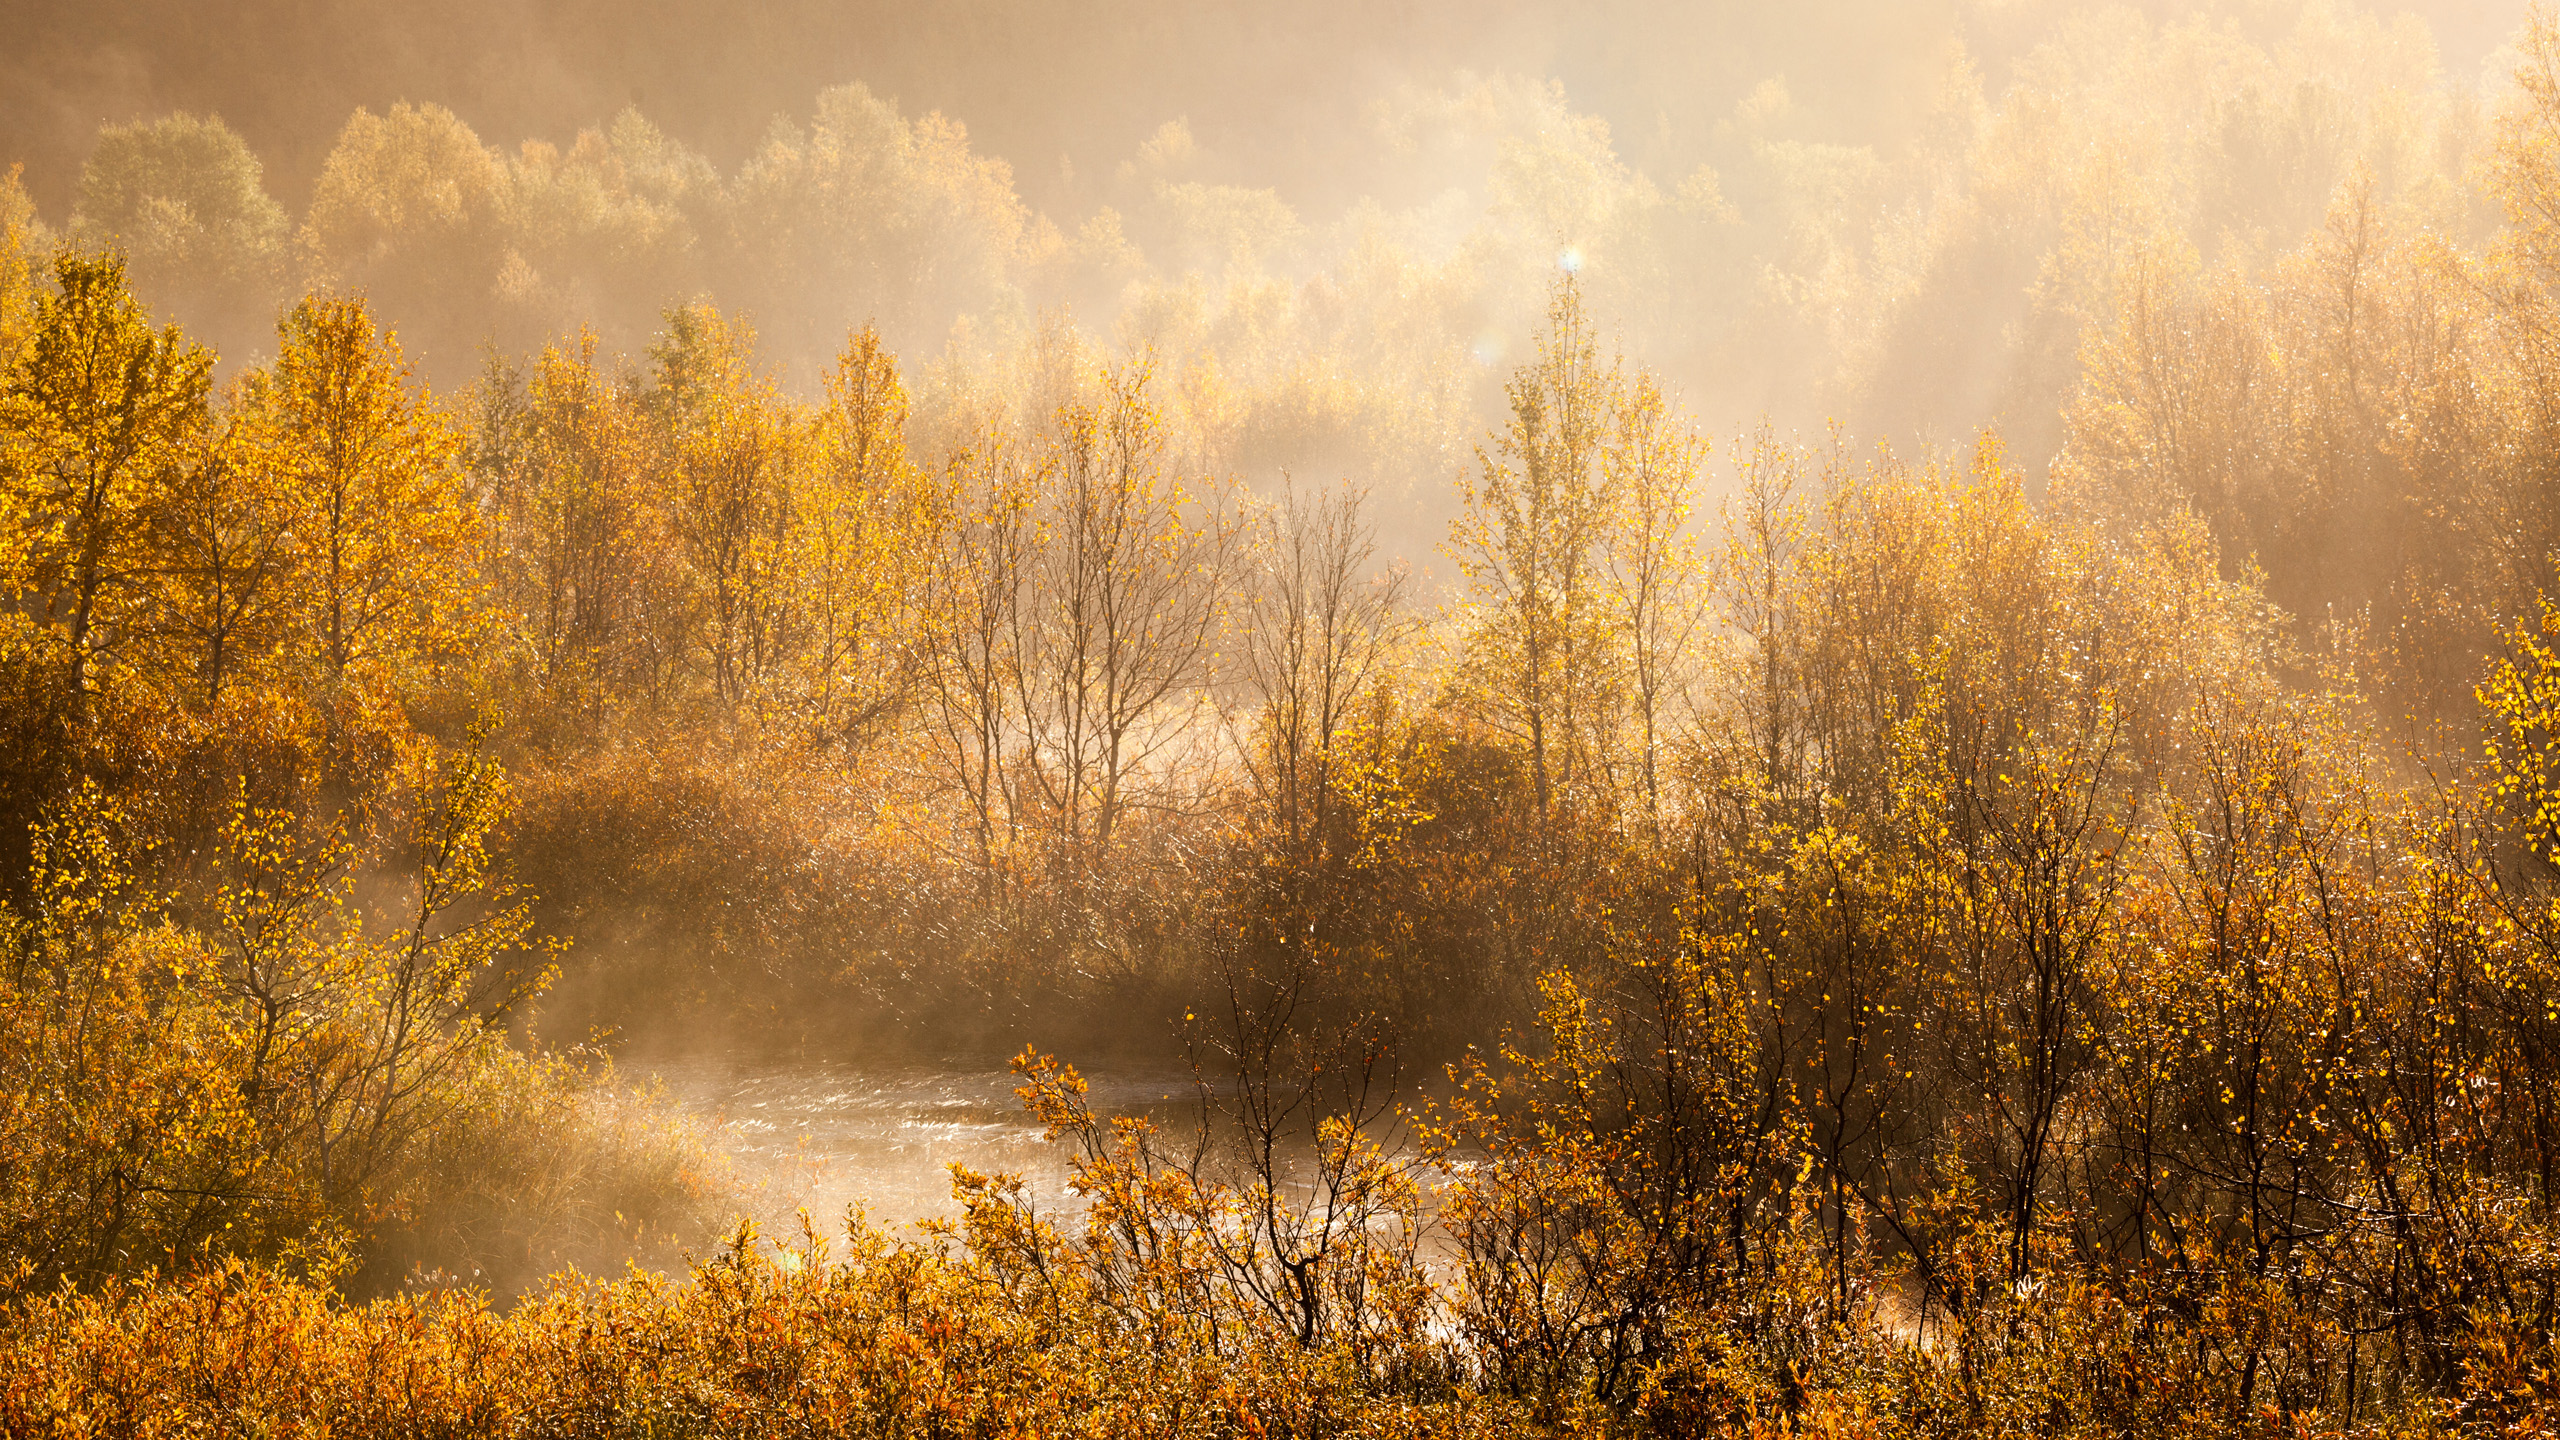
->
[644,1054,1206,1235]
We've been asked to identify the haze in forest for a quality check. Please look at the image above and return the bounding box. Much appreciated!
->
[0,0,2531,560]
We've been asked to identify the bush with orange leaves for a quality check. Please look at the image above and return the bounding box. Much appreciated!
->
[0,737,732,1305]
[0,1036,2495,1440]
[0,1144,1521,1440]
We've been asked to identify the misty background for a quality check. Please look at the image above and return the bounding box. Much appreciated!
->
[0,0,2531,554]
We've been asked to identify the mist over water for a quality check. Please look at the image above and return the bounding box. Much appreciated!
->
[651,1056,1205,1228]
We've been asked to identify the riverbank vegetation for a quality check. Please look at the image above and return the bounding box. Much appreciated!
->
[13,0,2560,1434]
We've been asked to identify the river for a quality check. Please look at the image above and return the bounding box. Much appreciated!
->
[644,1054,1209,1235]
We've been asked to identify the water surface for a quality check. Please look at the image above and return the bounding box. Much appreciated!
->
[646,1055,1205,1234]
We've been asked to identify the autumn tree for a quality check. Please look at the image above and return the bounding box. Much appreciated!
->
[1600,372,1706,847]
[1450,275,1621,831]
[799,325,938,752]
[925,426,1037,895]
[1239,479,1406,869]
[72,113,288,355]
[240,295,477,774]
[645,303,800,720]
[484,331,668,717]
[0,168,46,371]
[1011,359,1235,888]
[143,408,293,709]
[0,251,212,695]
[300,103,517,367]
[727,85,1035,371]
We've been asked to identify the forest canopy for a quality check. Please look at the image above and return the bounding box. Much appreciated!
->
[13,1,2560,1436]
[1,0,2518,544]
